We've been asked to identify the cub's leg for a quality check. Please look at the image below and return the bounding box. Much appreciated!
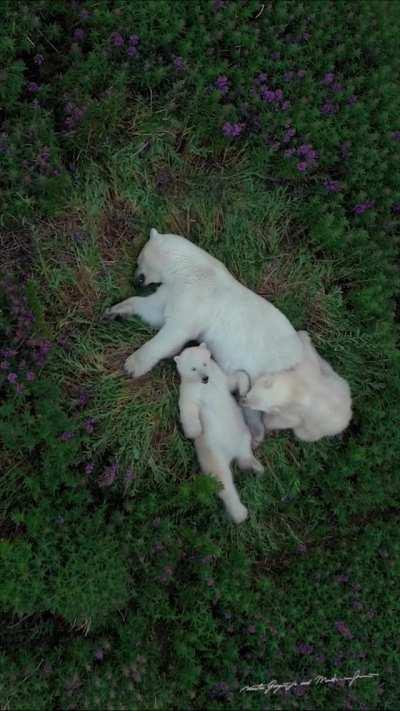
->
[242,407,266,448]
[196,443,248,524]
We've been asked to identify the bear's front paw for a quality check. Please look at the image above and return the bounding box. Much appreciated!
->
[124,354,149,378]
[103,306,117,320]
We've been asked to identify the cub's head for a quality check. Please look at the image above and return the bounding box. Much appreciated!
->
[174,343,211,383]
[135,228,165,287]
[241,371,294,412]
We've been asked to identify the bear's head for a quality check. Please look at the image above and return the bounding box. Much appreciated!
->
[241,371,295,413]
[135,228,164,287]
[174,343,212,383]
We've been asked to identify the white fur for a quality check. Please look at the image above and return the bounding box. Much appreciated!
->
[242,331,352,442]
[104,228,304,443]
[175,344,263,524]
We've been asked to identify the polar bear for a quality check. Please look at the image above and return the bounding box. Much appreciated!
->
[174,344,263,524]
[104,228,304,443]
[241,331,352,442]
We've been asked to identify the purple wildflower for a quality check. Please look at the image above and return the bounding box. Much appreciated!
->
[256,72,268,84]
[129,34,140,45]
[85,463,94,475]
[274,88,283,101]
[282,100,291,111]
[173,55,185,72]
[60,431,73,442]
[7,372,18,383]
[94,649,104,661]
[27,82,40,93]
[390,130,400,141]
[271,51,281,60]
[213,0,227,9]
[297,161,308,172]
[34,53,44,65]
[222,122,244,138]
[215,75,230,94]
[324,178,342,193]
[303,31,311,40]
[297,543,307,553]
[321,101,339,115]
[353,201,374,214]
[84,418,96,434]
[110,32,124,47]
[73,28,85,42]
[0,360,9,370]
[127,45,138,57]
[336,574,349,583]
[391,202,400,214]
[332,82,343,93]
[26,371,35,381]
[335,620,353,639]
[322,72,335,85]
[347,94,358,105]
[297,642,314,655]
[260,88,276,102]
[283,127,296,142]
[297,69,306,78]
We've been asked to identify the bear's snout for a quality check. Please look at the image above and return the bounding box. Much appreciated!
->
[202,376,209,384]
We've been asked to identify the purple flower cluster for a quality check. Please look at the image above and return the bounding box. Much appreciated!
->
[297,642,314,655]
[324,178,342,193]
[222,122,245,138]
[34,53,44,65]
[110,32,124,47]
[84,417,96,434]
[64,102,86,131]
[353,201,375,214]
[321,101,339,116]
[391,130,400,141]
[73,28,85,43]
[110,32,140,57]
[27,82,41,93]
[215,75,230,94]
[173,56,186,72]
[335,620,353,639]
[127,35,140,58]
[391,202,400,214]
[296,143,318,171]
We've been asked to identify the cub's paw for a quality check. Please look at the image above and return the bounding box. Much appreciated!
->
[231,503,249,525]
[184,426,202,440]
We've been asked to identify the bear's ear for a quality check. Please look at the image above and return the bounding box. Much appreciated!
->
[199,342,207,349]
[173,355,180,363]
[150,228,159,240]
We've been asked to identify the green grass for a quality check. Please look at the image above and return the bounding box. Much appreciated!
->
[1,0,400,708]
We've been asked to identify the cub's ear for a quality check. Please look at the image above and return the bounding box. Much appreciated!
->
[150,227,160,240]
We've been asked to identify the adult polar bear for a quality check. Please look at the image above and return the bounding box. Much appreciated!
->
[104,228,304,442]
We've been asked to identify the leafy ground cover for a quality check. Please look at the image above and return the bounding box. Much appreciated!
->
[1,0,399,708]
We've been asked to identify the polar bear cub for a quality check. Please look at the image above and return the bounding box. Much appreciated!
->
[174,344,263,524]
[241,332,352,442]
